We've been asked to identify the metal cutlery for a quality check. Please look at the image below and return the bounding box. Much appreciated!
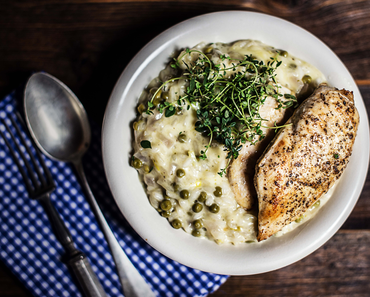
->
[0,114,107,297]
[24,72,156,297]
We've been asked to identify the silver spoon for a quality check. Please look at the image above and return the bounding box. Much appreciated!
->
[24,72,156,297]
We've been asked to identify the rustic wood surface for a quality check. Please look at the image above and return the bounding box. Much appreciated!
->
[0,0,369,296]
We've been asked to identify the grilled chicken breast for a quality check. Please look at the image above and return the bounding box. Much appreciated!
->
[228,86,292,210]
[255,85,359,241]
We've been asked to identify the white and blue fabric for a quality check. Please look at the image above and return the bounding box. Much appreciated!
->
[0,91,228,297]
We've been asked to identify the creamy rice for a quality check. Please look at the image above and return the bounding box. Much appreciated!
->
[132,40,329,245]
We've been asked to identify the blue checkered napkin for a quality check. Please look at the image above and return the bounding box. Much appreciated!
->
[0,92,228,297]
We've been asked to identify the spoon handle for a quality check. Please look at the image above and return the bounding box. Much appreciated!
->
[73,159,156,297]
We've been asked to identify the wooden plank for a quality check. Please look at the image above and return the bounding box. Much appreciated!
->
[0,0,370,104]
[342,85,370,229]
[211,230,370,297]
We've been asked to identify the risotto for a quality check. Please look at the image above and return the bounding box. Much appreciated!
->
[132,40,330,245]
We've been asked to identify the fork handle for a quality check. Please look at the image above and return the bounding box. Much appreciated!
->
[39,195,107,297]
[67,251,107,297]
[39,196,74,252]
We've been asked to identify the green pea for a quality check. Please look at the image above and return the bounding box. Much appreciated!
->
[160,200,172,211]
[153,97,163,106]
[180,190,189,199]
[171,219,182,229]
[160,211,171,218]
[302,75,312,84]
[192,230,201,237]
[192,203,203,213]
[176,169,185,178]
[193,219,203,229]
[178,134,187,143]
[155,89,162,99]
[209,203,220,213]
[133,121,138,130]
[198,192,207,203]
[204,46,213,54]
[278,50,288,57]
[162,91,169,100]
[214,186,222,197]
[132,158,143,169]
[137,103,146,114]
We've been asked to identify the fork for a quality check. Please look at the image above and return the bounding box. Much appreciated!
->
[0,114,107,297]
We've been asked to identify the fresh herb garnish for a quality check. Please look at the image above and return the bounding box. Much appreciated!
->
[146,47,297,176]
[165,106,176,117]
[140,140,152,149]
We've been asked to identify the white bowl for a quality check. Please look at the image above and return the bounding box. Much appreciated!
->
[102,11,369,275]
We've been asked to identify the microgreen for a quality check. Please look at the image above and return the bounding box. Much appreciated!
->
[146,47,297,176]
[140,140,152,149]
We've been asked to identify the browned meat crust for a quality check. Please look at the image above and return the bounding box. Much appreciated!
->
[254,85,359,241]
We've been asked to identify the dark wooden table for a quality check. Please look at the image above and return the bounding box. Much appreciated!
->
[1,1,370,296]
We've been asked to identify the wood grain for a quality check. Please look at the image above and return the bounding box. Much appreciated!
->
[211,231,370,297]
[341,85,370,229]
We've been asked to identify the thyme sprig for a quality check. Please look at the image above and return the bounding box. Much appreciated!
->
[146,48,297,176]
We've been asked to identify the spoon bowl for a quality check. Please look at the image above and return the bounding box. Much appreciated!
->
[24,73,90,162]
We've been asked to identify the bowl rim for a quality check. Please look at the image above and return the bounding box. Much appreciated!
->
[102,11,370,275]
